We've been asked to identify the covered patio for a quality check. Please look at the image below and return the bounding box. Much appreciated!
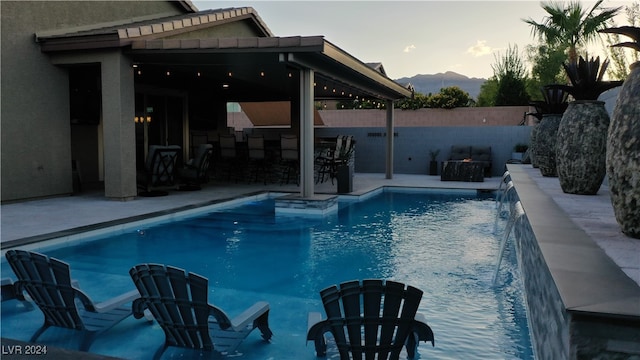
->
[37,7,412,200]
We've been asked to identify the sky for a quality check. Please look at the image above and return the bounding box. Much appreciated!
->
[192,0,635,80]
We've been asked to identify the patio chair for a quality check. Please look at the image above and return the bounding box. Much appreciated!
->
[179,143,213,190]
[307,279,434,360]
[280,133,299,185]
[5,249,138,351]
[137,145,181,196]
[316,135,354,184]
[129,264,273,359]
[217,134,240,181]
[247,134,269,184]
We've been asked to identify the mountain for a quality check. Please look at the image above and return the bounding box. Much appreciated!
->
[394,71,619,112]
[394,71,486,99]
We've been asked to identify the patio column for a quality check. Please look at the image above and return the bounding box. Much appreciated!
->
[300,68,315,198]
[101,52,137,200]
[385,100,394,179]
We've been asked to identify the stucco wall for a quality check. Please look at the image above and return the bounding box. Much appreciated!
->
[314,126,531,177]
[0,1,187,202]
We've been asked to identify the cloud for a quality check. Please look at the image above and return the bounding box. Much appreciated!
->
[403,44,416,53]
[467,40,493,57]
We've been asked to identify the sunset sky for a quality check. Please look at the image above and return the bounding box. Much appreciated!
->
[193,1,635,79]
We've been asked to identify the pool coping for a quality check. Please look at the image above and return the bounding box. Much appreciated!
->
[507,165,640,320]
[0,191,268,251]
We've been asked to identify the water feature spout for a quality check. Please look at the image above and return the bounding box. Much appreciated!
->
[495,171,511,208]
[494,180,515,232]
[493,201,525,285]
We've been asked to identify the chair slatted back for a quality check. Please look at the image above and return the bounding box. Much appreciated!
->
[247,135,265,160]
[6,250,84,331]
[130,264,215,351]
[280,134,298,161]
[320,280,423,360]
[219,135,237,159]
[147,146,180,186]
[193,144,213,180]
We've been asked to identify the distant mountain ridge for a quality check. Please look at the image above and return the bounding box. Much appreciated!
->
[394,71,618,113]
[394,71,487,99]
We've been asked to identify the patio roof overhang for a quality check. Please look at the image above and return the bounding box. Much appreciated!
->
[125,36,412,103]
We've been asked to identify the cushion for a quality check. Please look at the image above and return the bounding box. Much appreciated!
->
[471,146,491,162]
[449,146,471,160]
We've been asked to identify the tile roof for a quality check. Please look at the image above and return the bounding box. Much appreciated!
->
[36,7,272,49]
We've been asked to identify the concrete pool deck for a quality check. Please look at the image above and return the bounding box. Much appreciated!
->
[1,168,639,358]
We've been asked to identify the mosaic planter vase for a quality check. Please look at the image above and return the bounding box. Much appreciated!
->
[607,62,640,238]
[529,121,540,168]
[534,114,563,177]
[556,101,609,195]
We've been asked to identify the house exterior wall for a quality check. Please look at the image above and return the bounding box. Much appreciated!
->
[0,1,187,202]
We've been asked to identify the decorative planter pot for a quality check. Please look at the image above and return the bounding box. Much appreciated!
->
[534,114,563,177]
[429,160,438,175]
[607,62,640,238]
[556,100,609,195]
[529,122,540,168]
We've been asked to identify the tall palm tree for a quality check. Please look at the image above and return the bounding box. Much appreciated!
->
[523,0,622,62]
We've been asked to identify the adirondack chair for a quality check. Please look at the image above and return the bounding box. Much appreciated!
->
[5,250,138,351]
[129,264,273,359]
[307,279,434,360]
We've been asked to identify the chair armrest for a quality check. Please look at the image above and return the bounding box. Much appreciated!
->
[307,312,329,356]
[92,289,140,313]
[1,278,24,301]
[229,301,270,332]
[413,313,435,346]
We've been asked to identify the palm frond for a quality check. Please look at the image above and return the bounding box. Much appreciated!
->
[600,26,640,53]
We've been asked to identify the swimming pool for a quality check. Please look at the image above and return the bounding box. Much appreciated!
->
[1,188,534,359]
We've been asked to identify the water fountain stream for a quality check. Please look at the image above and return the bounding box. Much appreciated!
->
[493,200,525,285]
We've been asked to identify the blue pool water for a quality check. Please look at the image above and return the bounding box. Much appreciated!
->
[1,189,534,359]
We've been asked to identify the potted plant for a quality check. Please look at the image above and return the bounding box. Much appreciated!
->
[554,55,623,195]
[428,149,440,175]
[531,85,569,177]
[336,137,355,193]
[600,26,640,238]
[512,143,528,161]
[526,102,544,168]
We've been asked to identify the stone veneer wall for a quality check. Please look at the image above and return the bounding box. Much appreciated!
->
[514,214,571,359]
[508,165,640,359]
